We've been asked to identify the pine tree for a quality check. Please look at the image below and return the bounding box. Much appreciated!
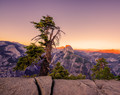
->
[14,15,64,76]
[31,15,64,75]
[49,62,86,79]
[31,15,64,63]
[91,58,114,80]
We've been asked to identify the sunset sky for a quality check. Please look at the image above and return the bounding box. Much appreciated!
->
[0,0,120,49]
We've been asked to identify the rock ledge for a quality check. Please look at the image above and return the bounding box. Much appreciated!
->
[0,77,120,95]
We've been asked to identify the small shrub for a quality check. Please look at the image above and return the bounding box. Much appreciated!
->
[49,62,69,79]
[68,74,86,80]
[49,62,86,80]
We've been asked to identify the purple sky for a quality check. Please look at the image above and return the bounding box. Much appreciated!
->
[0,0,120,49]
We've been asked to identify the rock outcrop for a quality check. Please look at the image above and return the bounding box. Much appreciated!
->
[35,76,52,95]
[53,79,120,95]
[52,45,92,78]
[0,77,38,95]
[0,41,26,77]
[53,79,98,95]
[0,76,120,95]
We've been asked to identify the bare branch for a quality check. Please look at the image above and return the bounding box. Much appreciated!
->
[50,28,54,40]
[55,35,59,45]
[55,26,65,34]
[34,38,42,43]
[30,21,38,24]
[52,41,56,48]
[31,35,41,41]
[60,30,65,34]
[52,30,60,41]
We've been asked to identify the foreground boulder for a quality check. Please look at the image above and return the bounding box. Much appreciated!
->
[0,77,38,95]
[53,79,120,95]
[35,76,52,95]
[0,76,120,95]
[53,79,98,95]
[94,80,120,95]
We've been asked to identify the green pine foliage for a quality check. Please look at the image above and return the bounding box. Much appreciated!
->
[49,62,69,79]
[49,62,86,79]
[115,76,120,80]
[91,58,114,80]
[31,16,56,47]
[23,74,37,78]
[25,43,44,59]
[13,43,44,71]
[13,56,30,71]
[68,74,86,80]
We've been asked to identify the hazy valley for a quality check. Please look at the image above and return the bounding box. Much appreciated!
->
[0,41,120,78]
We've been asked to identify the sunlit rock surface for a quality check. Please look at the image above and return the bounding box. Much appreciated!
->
[0,76,120,95]
[0,77,38,95]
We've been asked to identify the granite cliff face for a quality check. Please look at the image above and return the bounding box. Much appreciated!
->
[0,41,40,77]
[52,45,120,77]
[0,41,26,77]
[52,45,92,78]
[0,41,120,78]
[0,76,120,95]
[74,50,120,76]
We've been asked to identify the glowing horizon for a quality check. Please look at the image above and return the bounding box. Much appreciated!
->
[0,0,120,49]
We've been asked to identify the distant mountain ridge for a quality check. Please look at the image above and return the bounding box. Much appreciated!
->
[0,41,120,78]
[75,49,120,54]
[0,41,26,77]
[52,45,92,78]
[57,46,120,54]
[53,45,120,77]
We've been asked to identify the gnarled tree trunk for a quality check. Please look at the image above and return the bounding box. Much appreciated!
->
[46,41,52,64]
[39,41,52,76]
[39,59,49,76]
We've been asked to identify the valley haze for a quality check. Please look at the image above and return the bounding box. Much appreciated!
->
[0,41,120,78]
